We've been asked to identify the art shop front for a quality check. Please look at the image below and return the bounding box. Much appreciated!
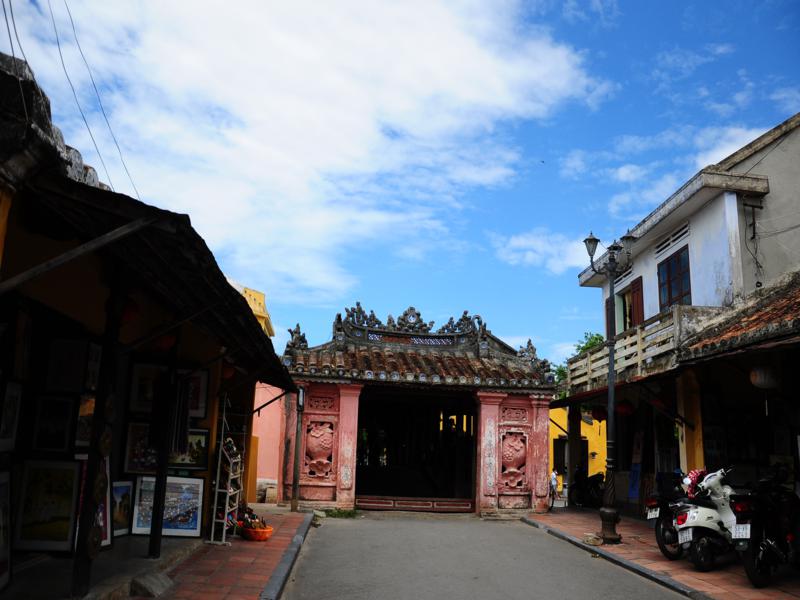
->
[0,58,293,597]
[279,305,555,515]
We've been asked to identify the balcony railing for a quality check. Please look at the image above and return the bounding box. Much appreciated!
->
[566,304,725,393]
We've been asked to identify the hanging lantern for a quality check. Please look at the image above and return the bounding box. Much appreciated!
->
[591,406,607,422]
[222,364,236,379]
[615,400,635,417]
[153,333,177,352]
[121,298,140,324]
[650,397,666,411]
[750,366,779,389]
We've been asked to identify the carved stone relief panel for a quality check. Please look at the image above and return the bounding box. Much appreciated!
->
[501,407,528,423]
[303,420,336,479]
[307,395,337,412]
[500,430,528,489]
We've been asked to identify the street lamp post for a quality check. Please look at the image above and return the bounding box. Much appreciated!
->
[583,231,635,544]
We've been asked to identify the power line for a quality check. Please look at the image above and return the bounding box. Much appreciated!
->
[63,0,141,201]
[46,0,115,191]
[1,0,29,122]
[9,0,48,110]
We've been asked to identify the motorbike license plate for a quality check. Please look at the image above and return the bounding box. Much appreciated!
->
[732,524,751,539]
[678,528,693,544]
[647,507,660,520]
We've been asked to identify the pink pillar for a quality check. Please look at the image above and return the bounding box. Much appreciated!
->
[336,383,362,509]
[476,392,505,514]
[530,394,552,513]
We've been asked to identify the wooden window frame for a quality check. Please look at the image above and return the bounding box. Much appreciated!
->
[657,245,691,311]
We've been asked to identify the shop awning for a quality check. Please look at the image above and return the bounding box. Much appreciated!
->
[19,170,296,392]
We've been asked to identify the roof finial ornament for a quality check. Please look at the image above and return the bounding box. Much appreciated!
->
[286,323,308,352]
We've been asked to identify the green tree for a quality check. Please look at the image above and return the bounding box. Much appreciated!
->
[575,331,604,355]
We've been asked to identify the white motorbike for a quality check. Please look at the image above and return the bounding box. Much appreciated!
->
[673,468,750,571]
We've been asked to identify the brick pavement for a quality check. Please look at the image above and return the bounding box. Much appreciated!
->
[527,510,800,600]
[164,511,307,600]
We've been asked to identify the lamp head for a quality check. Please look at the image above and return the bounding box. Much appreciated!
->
[620,230,636,255]
[583,232,600,259]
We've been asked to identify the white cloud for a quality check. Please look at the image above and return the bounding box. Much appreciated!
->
[559,149,589,178]
[491,229,588,274]
[549,341,578,364]
[610,163,647,183]
[613,127,692,154]
[562,0,620,27]
[693,126,767,168]
[770,87,800,114]
[651,44,734,90]
[608,172,681,220]
[8,0,612,304]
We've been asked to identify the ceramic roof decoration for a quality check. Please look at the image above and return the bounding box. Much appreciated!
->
[283,305,555,391]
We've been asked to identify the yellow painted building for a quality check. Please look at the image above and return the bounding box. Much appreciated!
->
[228,279,275,336]
[549,407,606,490]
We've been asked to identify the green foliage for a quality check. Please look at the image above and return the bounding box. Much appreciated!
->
[554,364,568,384]
[575,331,604,355]
[325,508,357,518]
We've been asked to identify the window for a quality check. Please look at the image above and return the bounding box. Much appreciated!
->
[657,245,691,311]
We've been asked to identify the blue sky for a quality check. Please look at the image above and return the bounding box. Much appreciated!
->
[5,1,799,363]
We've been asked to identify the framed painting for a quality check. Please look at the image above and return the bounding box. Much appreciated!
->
[132,476,203,537]
[75,457,111,549]
[0,472,9,590]
[124,422,157,474]
[168,429,209,471]
[15,460,80,551]
[0,382,22,453]
[129,364,166,414]
[180,370,208,419]
[111,481,133,537]
[75,394,95,448]
[33,397,74,452]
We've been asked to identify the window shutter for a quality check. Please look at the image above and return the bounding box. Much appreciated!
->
[630,276,644,326]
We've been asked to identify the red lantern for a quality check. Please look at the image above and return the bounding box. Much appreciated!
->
[223,364,236,379]
[591,406,607,422]
[615,400,634,417]
[121,298,140,324]
[650,397,666,411]
[153,333,177,352]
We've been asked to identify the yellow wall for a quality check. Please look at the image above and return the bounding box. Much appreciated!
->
[548,407,606,489]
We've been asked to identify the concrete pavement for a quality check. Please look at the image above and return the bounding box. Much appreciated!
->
[283,511,683,600]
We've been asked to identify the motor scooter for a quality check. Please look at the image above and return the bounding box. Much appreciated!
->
[673,468,746,571]
[645,470,688,560]
[730,468,800,588]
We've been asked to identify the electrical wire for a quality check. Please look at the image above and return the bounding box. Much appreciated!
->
[744,135,787,175]
[1,0,28,122]
[46,0,115,191]
[63,0,140,201]
[9,0,48,110]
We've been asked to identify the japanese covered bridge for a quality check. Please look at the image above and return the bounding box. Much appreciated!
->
[280,305,555,515]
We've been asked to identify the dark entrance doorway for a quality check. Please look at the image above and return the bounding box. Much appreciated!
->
[355,386,476,512]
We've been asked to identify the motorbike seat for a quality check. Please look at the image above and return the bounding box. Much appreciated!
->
[688,496,717,509]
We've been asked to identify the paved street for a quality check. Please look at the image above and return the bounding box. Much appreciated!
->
[283,512,682,600]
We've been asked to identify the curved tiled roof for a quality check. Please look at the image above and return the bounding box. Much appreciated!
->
[680,270,800,361]
[282,304,555,392]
